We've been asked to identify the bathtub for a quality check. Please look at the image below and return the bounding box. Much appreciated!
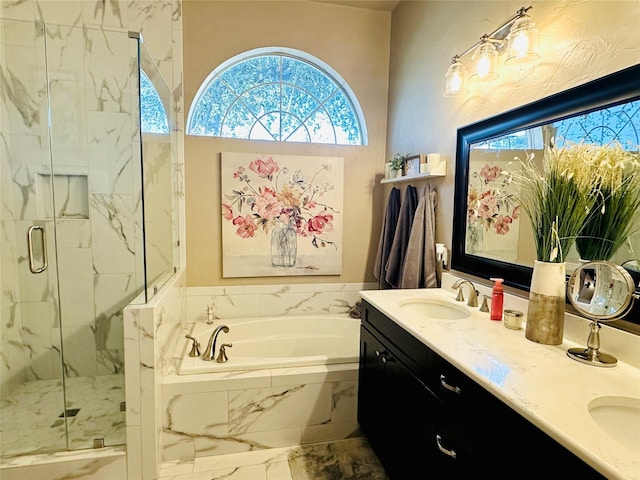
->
[178,314,361,375]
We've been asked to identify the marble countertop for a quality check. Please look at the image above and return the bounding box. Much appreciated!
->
[359,282,640,480]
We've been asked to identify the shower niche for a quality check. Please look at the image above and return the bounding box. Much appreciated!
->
[36,172,89,219]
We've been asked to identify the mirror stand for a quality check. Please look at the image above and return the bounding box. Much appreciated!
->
[567,321,617,367]
[565,261,636,368]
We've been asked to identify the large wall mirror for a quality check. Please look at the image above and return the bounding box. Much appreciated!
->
[452,64,640,333]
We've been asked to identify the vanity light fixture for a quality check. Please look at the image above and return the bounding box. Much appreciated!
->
[444,5,539,96]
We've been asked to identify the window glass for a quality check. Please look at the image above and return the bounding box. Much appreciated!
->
[140,70,169,134]
[187,50,366,145]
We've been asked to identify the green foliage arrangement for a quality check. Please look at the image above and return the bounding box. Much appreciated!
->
[574,143,640,261]
[511,140,640,263]
[512,141,598,263]
[390,153,410,172]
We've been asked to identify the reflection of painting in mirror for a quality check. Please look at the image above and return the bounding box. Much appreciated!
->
[466,156,521,262]
[466,99,639,272]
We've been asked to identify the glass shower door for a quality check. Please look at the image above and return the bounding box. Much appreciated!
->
[44,23,140,450]
[0,17,67,456]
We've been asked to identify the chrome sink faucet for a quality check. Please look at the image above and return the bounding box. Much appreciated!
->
[452,279,478,308]
[202,325,230,361]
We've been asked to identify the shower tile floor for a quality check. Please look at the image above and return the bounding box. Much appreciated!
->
[0,375,125,457]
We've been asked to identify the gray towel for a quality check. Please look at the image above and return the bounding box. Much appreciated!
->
[400,184,438,289]
[374,188,401,289]
[385,185,418,288]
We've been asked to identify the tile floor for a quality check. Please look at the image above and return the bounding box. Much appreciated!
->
[158,446,294,480]
[158,438,386,480]
[0,375,126,456]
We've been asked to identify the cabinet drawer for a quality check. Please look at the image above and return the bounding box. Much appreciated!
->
[362,300,485,404]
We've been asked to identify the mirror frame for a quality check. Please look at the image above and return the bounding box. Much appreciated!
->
[452,64,640,292]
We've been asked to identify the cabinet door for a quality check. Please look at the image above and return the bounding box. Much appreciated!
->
[359,326,447,478]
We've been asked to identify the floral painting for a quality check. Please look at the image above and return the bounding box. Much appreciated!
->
[221,152,344,277]
[467,152,521,261]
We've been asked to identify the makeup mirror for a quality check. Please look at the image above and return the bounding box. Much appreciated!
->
[566,261,637,367]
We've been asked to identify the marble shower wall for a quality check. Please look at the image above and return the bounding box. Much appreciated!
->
[0,0,184,398]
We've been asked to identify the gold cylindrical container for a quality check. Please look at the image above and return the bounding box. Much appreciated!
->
[503,309,524,330]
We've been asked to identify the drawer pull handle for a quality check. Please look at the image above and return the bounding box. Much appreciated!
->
[375,350,391,363]
[436,434,457,459]
[440,374,461,395]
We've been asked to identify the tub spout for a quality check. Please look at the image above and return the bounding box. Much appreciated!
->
[202,325,230,361]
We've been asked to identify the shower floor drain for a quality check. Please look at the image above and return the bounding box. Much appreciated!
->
[51,408,81,428]
[58,408,80,418]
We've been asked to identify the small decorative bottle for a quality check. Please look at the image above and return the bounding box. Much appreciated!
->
[490,277,504,321]
[271,219,297,267]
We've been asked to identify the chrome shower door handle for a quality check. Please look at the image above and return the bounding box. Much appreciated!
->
[27,225,48,274]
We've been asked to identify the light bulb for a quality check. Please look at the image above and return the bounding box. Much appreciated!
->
[476,55,491,79]
[511,31,529,58]
[444,58,468,97]
[505,14,539,65]
[470,41,498,82]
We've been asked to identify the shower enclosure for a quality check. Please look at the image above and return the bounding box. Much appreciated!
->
[0,19,177,459]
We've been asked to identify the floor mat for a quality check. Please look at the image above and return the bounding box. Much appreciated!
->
[287,437,389,480]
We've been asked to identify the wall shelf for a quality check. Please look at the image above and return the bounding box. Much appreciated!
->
[380,172,445,184]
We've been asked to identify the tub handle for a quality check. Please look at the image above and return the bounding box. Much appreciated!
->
[217,343,232,363]
[185,335,201,357]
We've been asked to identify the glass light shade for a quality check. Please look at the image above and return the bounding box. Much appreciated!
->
[443,60,468,97]
[505,14,539,65]
[470,42,499,82]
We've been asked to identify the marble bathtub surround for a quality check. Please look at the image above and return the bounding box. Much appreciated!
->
[124,275,374,479]
[162,363,360,462]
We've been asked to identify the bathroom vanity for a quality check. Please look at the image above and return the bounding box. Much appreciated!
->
[358,286,640,479]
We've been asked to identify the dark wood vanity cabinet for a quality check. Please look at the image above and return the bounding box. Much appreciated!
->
[358,300,606,479]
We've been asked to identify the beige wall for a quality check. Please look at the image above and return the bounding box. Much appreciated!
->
[183,0,391,286]
[387,0,640,260]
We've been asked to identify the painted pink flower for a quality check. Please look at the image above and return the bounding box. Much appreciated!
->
[232,215,257,238]
[480,164,502,182]
[233,166,245,179]
[495,215,513,235]
[307,211,334,234]
[222,204,233,220]
[477,191,498,219]
[253,187,283,220]
[512,205,520,219]
[249,157,279,179]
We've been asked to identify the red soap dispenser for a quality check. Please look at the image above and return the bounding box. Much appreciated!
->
[490,278,504,321]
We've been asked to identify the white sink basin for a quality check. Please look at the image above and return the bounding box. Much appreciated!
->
[588,396,640,452]
[398,298,471,320]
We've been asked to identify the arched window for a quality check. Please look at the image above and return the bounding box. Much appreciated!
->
[140,70,169,134]
[187,47,367,145]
